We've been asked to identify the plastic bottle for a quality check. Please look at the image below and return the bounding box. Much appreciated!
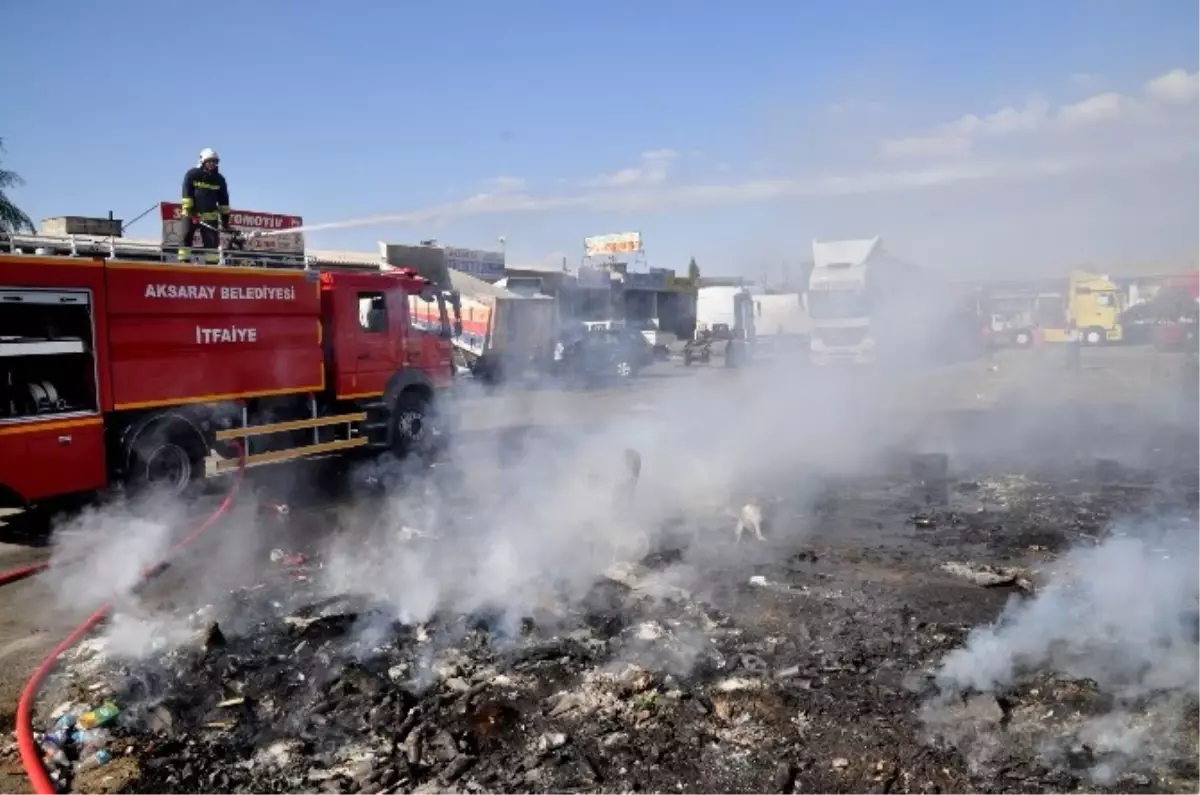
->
[75,748,112,773]
[42,745,69,769]
[72,728,111,749]
[43,730,69,748]
[77,703,120,729]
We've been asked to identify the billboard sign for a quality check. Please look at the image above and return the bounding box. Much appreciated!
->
[160,202,304,256]
[444,247,505,282]
[584,232,642,258]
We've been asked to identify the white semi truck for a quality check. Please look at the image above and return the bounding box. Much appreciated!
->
[807,238,881,364]
[806,237,937,364]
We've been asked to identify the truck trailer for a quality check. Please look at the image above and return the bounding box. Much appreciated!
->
[0,232,456,507]
[443,271,557,385]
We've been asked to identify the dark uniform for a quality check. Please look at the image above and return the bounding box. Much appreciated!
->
[178,162,231,263]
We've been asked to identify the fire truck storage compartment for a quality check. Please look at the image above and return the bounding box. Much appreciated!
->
[0,288,99,420]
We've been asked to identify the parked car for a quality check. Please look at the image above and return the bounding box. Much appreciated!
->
[551,326,654,385]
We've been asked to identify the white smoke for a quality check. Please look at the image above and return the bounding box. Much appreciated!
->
[926,516,1199,782]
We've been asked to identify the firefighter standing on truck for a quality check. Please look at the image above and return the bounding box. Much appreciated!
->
[178,148,231,263]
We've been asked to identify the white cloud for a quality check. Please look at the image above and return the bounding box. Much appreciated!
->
[880,132,973,160]
[1144,68,1200,105]
[293,68,1196,242]
[880,99,1051,158]
[1057,91,1136,127]
[582,149,679,188]
[882,68,1198,159]
[480,176,527,193]
[297,143,1192,235]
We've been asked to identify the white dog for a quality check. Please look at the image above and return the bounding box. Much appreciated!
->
[680,497,767,544]
[728,502,766,543]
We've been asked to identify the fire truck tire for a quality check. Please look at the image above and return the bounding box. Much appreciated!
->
[123,417,207,498]
[1083,327,1105,346]
[391,390,432,460]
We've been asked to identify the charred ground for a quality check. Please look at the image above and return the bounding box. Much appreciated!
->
[33,416,1200,794]
[3,348,1198,795]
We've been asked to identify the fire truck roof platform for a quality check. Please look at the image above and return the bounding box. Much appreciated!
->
[0,232,395,274]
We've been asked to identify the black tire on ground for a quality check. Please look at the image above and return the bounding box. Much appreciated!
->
[1014,331,1032,347]
[1083,327,1106,346]
[615,359,635,379]
[123,417,207,498]
[480,360,504,386]
[391,390,433,459]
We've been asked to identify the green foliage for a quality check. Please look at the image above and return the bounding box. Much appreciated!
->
[0,137,35,233]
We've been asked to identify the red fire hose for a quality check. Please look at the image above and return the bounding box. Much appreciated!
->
[0,559,50,588]
[4,446,247,795]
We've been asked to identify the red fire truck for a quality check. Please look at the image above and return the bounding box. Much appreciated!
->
[0,232,457,507]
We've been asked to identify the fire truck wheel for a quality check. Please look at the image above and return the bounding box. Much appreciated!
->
[392,391,431,459]
[125,418,205,498]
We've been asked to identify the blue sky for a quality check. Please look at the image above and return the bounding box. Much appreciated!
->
[6,0,1198,278]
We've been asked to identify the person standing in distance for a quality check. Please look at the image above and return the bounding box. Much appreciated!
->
[178,148,231,264]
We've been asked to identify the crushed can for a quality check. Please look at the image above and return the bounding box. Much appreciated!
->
[78,702,120,729]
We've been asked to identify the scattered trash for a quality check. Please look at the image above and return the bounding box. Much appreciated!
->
[941,561,1033,591]
[28,462,1194,794]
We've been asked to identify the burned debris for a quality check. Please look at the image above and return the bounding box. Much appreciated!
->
[27,454,1200,795]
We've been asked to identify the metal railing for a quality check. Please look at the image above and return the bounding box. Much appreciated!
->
[0,231,386,273]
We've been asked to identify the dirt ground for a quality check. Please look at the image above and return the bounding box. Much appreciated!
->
[0,345,1195,793]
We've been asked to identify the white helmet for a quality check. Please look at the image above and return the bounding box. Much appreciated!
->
[198,147,220,165]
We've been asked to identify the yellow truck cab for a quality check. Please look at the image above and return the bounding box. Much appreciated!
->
[1068,269,1124,345]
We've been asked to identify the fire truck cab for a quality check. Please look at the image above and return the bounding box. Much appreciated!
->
[0,232,456,507]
